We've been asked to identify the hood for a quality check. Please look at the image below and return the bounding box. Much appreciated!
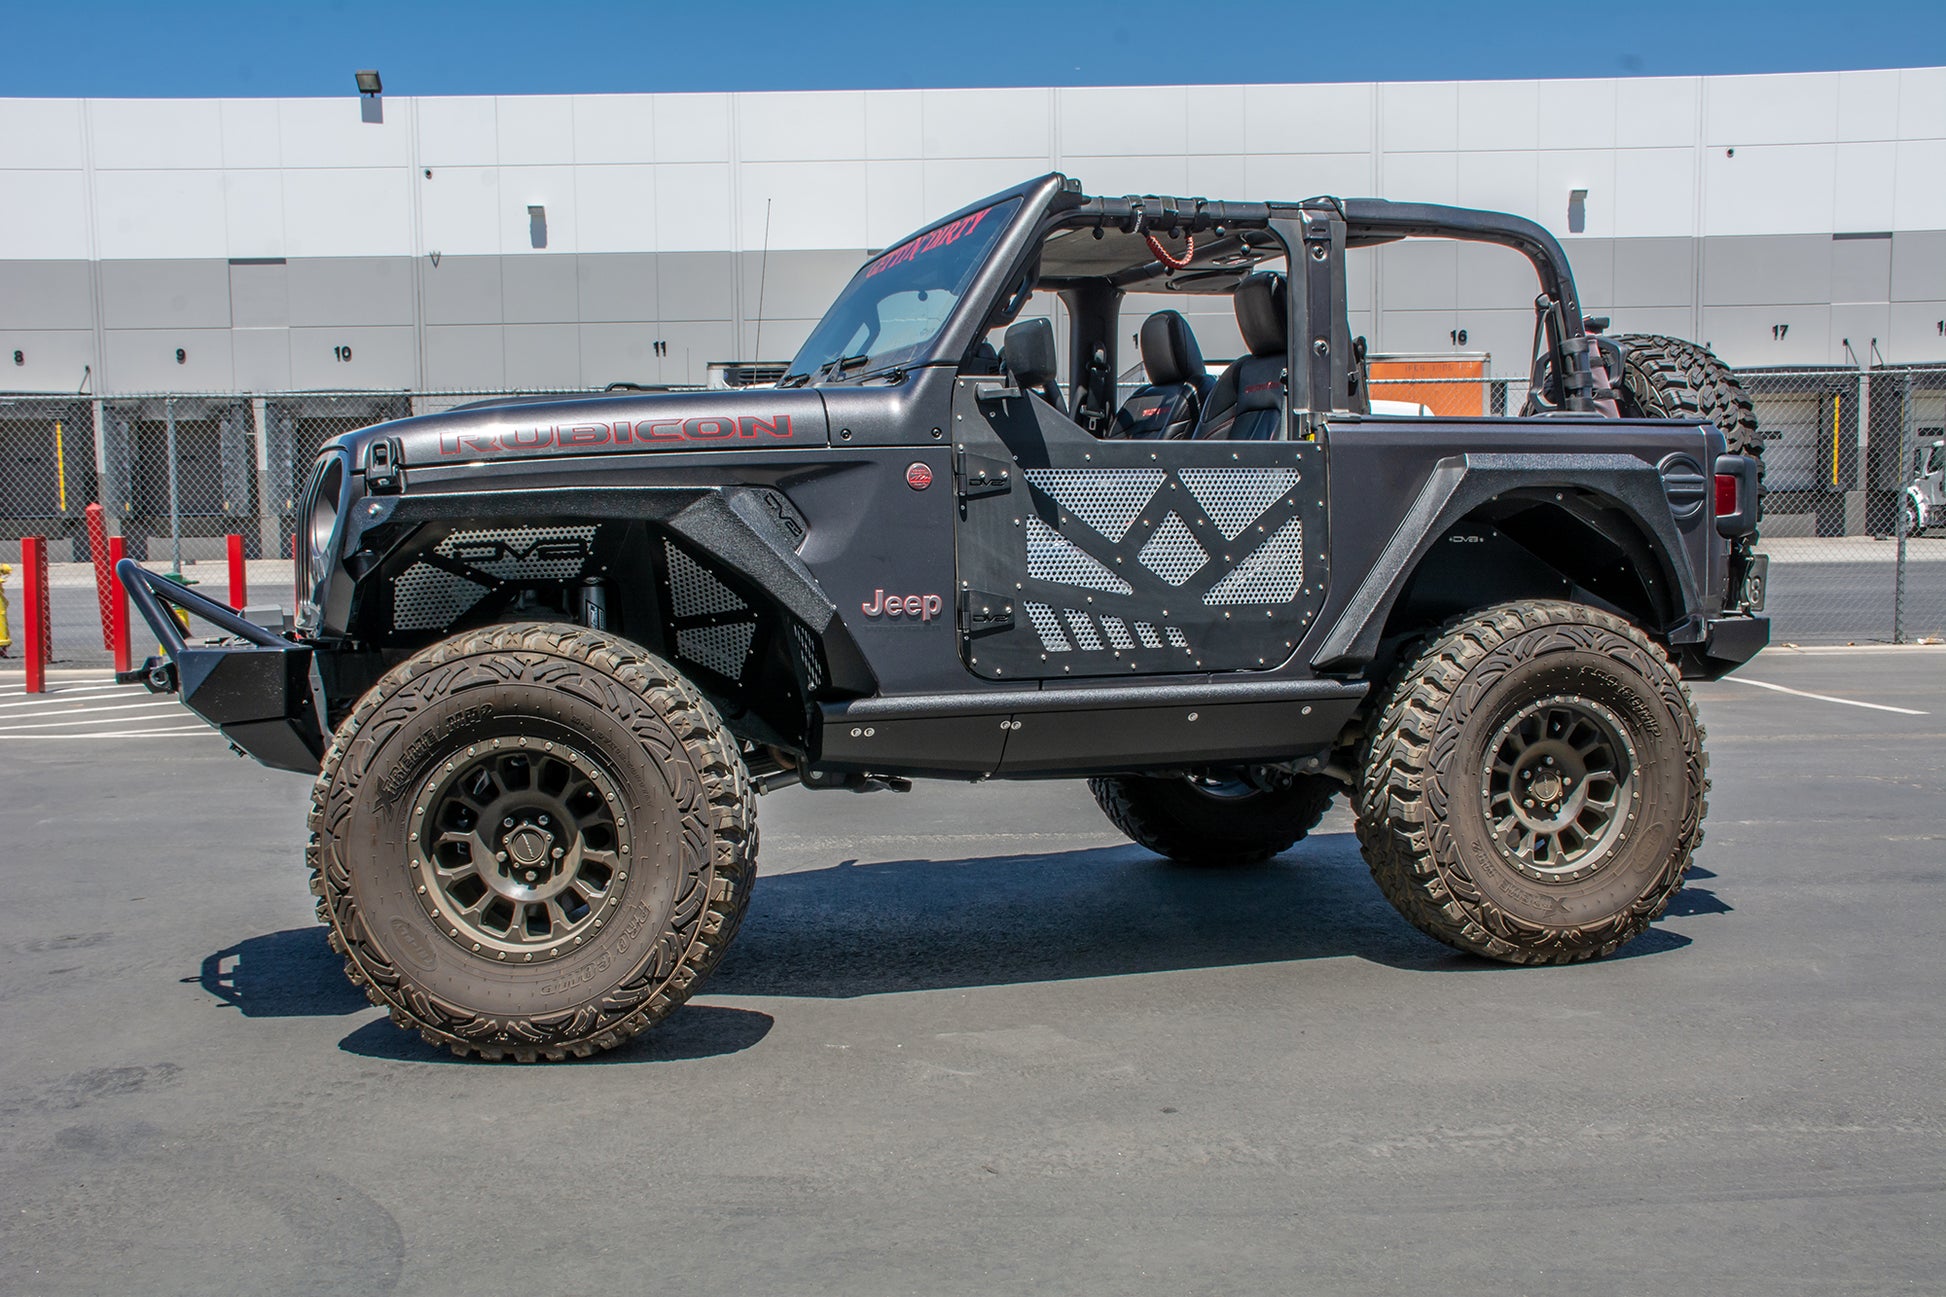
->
[332,387,828,470]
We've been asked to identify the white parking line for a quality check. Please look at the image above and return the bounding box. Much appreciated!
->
[0,700,184,723]
[0,707,208,733]
[0,691,151,711]
[1725,677,1930,716]
[0,727,214,740]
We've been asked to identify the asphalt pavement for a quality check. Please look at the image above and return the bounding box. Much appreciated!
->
[1,648,1942,1295]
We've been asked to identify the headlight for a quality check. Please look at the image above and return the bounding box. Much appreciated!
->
[296,452,348,617]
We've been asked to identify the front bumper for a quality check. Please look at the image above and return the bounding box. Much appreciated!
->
[116,560,326,774]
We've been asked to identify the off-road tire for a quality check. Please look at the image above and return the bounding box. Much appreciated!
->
[1089,773,1336,865]
[1613,333,1762,464]
[307,623,756,1061]
[1355,600,1707,964]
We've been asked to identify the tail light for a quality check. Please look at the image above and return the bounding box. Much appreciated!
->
[1714,454,1759,537]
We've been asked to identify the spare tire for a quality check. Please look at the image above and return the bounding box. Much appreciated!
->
[1612,333,1762,463]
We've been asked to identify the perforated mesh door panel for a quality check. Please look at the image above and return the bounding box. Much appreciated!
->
[1177,468,1301,540]
[1022,468,1164,542]
[1137,513,1210,586]
[1025,516,1133,594]
[1062,609,1105,650]
[1024,601,1072,652]
[1204,518,1305,604]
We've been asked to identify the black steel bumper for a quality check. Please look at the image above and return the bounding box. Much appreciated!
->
[115,559,326,774]
[1687,612,1770,680]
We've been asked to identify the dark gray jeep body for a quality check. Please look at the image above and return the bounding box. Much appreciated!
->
[119,174,1768,1058]
[127,173,1765,782]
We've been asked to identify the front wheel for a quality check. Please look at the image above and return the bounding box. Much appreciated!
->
[1090,770,1336,865]
[307,623,756,1061]
[1355,601,1707,964]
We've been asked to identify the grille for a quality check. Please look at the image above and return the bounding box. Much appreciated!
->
[1023,601,1072,652]
[1205,518,1305,604]
[1099,615,1135,649]
[1024,516,1132,595]
[1134,621,1163,649]
[1165,626,1190,648]
[1177,467,1300,540]
[1023,468,1164,543]
[1137,513,1209,586]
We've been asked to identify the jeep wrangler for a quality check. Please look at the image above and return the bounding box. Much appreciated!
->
[122,173,1769,1060]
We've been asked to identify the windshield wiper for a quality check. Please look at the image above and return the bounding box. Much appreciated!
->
[778,370,812,387]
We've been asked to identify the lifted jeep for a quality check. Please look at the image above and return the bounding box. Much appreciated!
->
[124,173,1768,1060]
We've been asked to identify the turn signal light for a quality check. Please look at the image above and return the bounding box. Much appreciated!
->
[1714,473,1738,516]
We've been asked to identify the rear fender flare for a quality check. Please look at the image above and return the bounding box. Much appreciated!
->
[1311,453,1703,673]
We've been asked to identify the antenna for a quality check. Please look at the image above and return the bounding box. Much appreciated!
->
[753,198,772,360]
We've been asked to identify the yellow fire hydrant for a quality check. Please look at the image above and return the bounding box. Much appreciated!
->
[0,562,12,658]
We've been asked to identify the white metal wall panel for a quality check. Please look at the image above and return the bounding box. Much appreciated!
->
[0,99,85,169]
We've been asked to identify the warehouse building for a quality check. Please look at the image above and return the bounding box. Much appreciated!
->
[1,68,1942,559]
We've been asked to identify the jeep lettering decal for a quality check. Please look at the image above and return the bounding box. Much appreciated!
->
[862,589,944,622]
[438,413,798,457]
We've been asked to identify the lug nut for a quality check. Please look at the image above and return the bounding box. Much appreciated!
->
[496,851,507,862]
[552,848,564,858]
[525,870,538,882]
[503,817,515,827]
[538,815,549,826]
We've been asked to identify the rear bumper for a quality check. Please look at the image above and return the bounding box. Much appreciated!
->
[116,560,325,774]
[1685,612,1770,680]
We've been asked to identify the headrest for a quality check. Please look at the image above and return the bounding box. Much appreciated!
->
[1234,273,1287,358]
[1138,311,1204,388]
[1001,317,1058,387]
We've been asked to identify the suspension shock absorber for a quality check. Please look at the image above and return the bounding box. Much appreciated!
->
[578,577,609,631]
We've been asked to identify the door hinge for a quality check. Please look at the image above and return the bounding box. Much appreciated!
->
[954,447,1014,499]
[959,588,1016,635]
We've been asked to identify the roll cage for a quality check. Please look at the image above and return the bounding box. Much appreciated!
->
[812,173,1617,431]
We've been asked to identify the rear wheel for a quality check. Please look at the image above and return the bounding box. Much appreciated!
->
[1090,770,1336,865]
[1355,600,1706,964]
[307,623,756,1061]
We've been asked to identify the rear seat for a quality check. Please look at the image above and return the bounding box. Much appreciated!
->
[1106,310,1211,440]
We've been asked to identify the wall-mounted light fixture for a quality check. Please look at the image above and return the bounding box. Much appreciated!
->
[356,70,384,123]
[1567,188,1588,235]
[528,205,548,249]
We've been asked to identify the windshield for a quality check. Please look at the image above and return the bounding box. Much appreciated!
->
[784,197,1020,384]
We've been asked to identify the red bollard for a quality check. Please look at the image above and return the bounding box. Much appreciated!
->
[108,535,131,676]
[21,535,48,694]
[227,533,247,609]
[86,503,114,650]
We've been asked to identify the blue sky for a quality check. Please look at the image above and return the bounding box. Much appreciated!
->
[3,0,1940,97]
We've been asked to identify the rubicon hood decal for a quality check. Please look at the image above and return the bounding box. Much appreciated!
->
[347,389,828,466]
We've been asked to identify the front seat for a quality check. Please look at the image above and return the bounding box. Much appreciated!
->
[1107,310,1211,440]
[1196,273,1287,441]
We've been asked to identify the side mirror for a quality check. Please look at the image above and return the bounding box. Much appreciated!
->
[1001,318,1058,388]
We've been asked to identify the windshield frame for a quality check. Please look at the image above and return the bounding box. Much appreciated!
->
[781,176,1064,386]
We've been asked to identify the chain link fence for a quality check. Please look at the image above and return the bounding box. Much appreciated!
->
[4,367,1943,665]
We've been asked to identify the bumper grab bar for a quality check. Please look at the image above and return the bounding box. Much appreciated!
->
[115,558,290,658]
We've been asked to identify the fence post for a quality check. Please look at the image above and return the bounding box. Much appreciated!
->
[1894,370,1913,644]
[228,533,247,608]
[22,536,48,694]
[109,535,131,676]
[165,395,182,576]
